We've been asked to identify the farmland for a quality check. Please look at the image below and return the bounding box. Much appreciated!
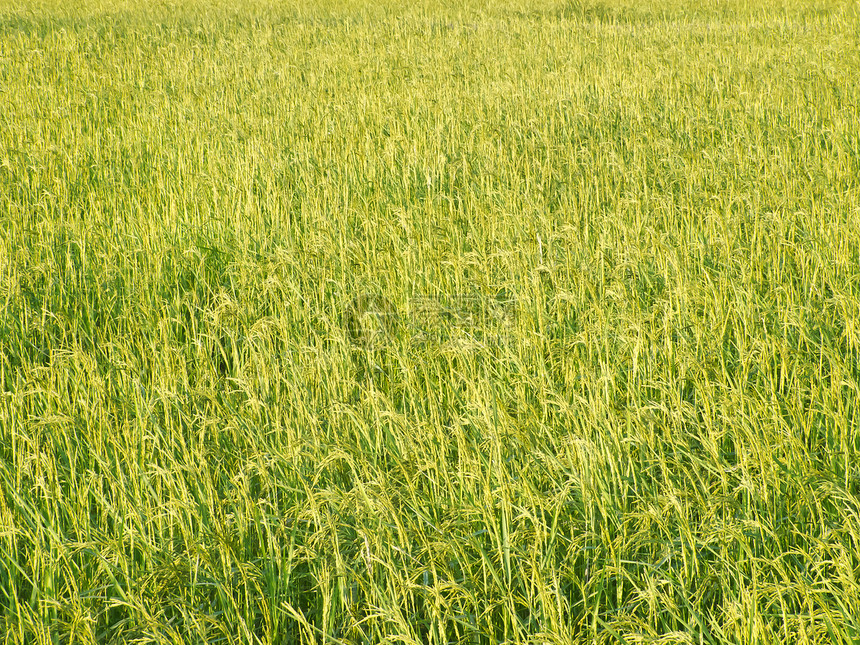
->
[1,0,860,642]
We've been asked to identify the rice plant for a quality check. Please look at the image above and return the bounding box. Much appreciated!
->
[1,0,859,642]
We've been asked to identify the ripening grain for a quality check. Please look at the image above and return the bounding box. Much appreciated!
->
[1,0,859,643]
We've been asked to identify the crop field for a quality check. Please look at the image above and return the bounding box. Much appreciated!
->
[1,0,860,642]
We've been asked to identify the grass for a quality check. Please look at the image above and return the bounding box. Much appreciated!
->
[1,0,859,642]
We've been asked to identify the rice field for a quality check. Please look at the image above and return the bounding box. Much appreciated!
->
[1,0,860,642]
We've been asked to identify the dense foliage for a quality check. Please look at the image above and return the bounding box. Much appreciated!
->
[1,0,859,642]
